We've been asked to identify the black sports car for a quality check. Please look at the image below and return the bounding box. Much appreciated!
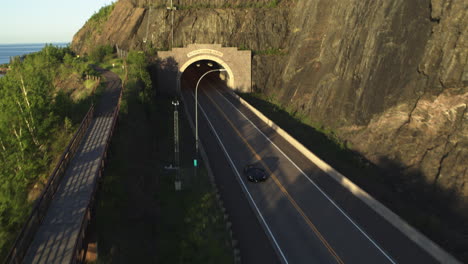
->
[244,164,268,182]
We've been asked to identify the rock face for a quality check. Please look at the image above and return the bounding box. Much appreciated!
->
[278,0,467,206]
[72,0,146,54]
[72,0,289,54]
[72,0,467,258]
[74,0,467,204]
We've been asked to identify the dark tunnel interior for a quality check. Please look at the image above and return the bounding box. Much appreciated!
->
[180,60,229,92]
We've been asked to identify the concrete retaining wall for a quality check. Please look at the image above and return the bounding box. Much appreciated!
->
[230,91,461,264]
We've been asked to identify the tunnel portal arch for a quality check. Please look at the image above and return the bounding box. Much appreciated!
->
[179,55,235,90]
[157,44,251,94]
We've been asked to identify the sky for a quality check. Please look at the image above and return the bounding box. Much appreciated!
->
[0,0,114,44]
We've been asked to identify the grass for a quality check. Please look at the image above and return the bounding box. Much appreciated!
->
[94,78,233,263]
[154,97,233,264]
[71,79,99,101]
[236,92,415,195]
[239,92,354,163]
[99,58,126,80]
[238,92,468,262]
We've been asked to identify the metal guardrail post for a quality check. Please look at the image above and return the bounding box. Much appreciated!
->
[4,104,95,264]
[69,84,123,263]
[7,77,123,263]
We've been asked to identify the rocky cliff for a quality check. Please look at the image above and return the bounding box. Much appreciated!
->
[281,1,467,203]
[72,0,289,54]
[72,0,467,259]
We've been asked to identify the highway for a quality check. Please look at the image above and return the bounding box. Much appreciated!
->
[180,67,441,263]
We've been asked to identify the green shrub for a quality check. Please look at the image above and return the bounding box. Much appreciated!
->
[0,45,97,259]
[267,0,280,8]
[87,3,116,25]
[89,44,114,63]
[127,51,152,104]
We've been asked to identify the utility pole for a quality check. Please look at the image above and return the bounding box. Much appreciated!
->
[167,0,177,49]
[144,5,152,43]
[172,99,181,191]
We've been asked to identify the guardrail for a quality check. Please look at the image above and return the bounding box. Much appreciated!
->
[5,104,95,264]
[71,85,123,263]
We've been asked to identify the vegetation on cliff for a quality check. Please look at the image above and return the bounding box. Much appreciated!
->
[86,3,116,32]
[239,92,468,262]
[71,0,467,261]
[0,45,99,258]
[174,0,280,9]
[89,44,114,63]
[77,3,116,52]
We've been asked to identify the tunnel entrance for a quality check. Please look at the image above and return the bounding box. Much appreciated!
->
[180,59,230,92]
[156,44,251,95]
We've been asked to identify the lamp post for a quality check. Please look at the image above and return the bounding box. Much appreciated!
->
[194,69,227,175]
[172,99,181,190]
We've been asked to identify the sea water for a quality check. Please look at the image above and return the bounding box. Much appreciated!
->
[0,43,68,65]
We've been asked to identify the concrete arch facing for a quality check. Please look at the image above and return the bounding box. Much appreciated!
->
[156,44,251,95]
[178,55,235,91]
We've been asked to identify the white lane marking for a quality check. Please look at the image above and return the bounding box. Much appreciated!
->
[188,91,289,264]
[215,89,397,264]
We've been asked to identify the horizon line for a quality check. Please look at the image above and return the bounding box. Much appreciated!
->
[0,42,71,45]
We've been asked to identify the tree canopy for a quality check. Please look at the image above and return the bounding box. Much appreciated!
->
[0,44,97,258]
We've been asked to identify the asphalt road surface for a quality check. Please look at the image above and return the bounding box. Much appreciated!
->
[180,69,441,264]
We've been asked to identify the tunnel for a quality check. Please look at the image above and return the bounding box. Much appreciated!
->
[157,44,251,94]
[180,59,230,93]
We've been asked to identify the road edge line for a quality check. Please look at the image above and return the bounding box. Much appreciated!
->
[179,93,241,264]
[180,92,287,264]
[229,91,461,264]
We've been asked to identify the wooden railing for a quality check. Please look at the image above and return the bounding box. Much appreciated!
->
[5,104,95,264]
[71,85,123,263]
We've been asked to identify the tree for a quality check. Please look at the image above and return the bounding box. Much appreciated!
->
[0,44,96,259]
[127,51,153,104]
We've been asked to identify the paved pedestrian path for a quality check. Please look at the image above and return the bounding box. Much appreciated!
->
[23,70,121,264]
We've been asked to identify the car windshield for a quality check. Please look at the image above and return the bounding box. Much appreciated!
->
[251,168,265,178]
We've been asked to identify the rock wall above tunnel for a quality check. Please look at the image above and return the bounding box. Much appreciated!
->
[71,0,467,199]
[71,0,290,54]
[71,2,467,258]
[156,44,251,94]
